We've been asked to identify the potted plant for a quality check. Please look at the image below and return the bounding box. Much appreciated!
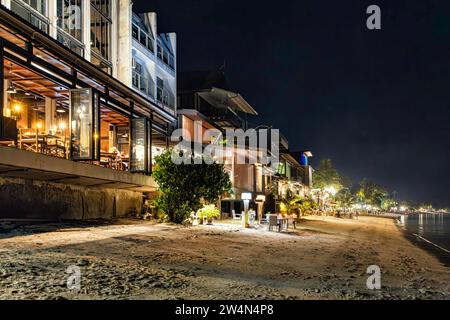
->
[196,204,220,225]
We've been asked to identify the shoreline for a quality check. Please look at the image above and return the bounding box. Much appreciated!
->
[394,221,450,268]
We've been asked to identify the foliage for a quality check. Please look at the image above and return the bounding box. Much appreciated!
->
[197,204,220,221]
[336,188,355,212]
[280,189,302,214]
[152,150,232,223]
[313,159,342,190]
[356,179,390,209]
[297,196,317,215]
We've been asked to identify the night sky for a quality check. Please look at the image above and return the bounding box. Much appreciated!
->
[134,0,450,207]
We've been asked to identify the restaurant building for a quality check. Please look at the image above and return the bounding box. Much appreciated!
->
[177,69,314,218]
[0,1,177,219]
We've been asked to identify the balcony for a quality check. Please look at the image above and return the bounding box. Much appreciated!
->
[132,70,155,100]
[10,0,49,33]
[57,28,85,57]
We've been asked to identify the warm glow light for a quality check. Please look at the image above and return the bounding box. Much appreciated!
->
[94,133,99,139]
[324,186,337,196]
[59,122,66,130]
[241,192,252,200]
[36,122,42,130]
[13,104,22,113]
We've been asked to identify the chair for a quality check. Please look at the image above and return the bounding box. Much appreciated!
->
[232,209,241,220]
[268,214,281,232]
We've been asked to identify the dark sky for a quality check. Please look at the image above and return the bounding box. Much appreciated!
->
[134,0,450,207]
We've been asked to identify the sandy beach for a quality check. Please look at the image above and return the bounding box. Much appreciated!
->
[0,216,448,300]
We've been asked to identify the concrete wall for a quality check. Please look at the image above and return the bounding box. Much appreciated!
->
[0,177,142,220]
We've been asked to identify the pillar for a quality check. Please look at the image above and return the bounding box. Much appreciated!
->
[45,97,56,133]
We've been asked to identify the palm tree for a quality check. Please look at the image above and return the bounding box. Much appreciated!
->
[280,189,302,215]
[336,188,355,213]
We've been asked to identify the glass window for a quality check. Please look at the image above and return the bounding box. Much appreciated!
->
[57,0,82,41]
[139,30,147,47]
[157,44,162,60]
[70,88,94,160]
[156,77,163,103]
[91,0,111,63]
[163,50,169,64]
[11,0,49,32]
[168,54,174,69]
[146,36,154,52]
[91,53,112,74]
[130,118,147,172]
[21,0,46,14]
[91,0,110,18]
[132,24,139,40]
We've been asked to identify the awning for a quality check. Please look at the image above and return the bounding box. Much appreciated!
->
[198,87,258,115]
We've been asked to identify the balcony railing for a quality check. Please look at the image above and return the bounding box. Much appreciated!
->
[11,0,49,33]
[132,71,155,100]
[57,28,85,57]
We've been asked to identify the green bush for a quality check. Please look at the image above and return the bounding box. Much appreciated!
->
[152,150,232,223]
[197,204,220,222]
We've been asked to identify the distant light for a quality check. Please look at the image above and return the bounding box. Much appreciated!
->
[56,108,66,113]
[324,186,337,196]
[59,122,66,130]
[36,122,42,129]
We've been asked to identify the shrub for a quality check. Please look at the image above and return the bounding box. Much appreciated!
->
[197,204,220,223]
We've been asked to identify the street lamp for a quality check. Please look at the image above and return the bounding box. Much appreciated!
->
[241,192,252,228]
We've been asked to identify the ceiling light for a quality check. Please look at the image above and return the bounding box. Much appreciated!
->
[56,108,66,113]
[6,82,16,94]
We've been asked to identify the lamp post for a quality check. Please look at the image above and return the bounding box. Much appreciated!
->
[241,192,252,228]
[255,194,266,224]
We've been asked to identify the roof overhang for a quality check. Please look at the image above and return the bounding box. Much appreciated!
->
[178,109,222,131]
[0,146,157,192]
[198,87,258,115]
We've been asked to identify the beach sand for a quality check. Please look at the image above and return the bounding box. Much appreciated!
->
[0,216,448,299]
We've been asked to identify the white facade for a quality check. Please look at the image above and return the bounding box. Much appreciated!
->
[131,12,177,116]
[1,0,176,116]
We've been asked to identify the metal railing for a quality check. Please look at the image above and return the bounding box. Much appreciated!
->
[57,28,85,57]
[132,70,155,100]
[10,0,49,33]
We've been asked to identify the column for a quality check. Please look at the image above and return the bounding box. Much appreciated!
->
[116,0,132,86]
[45,97,56,133]
[82,0,91,62]
[47,0,58,39]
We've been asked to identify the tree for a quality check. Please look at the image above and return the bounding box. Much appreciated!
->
[313,159,342,190]
[336,188,355,213]
[298,196,318,216]
[280,189,302,214]
[152,150,232,223]
[357,179,390,209]
[313,159,342,210]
